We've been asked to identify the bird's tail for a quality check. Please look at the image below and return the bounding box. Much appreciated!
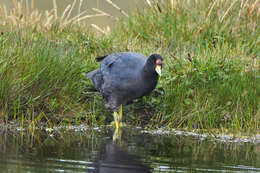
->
[96,55,107,62]
[85,55,106,78]
[85,70,98,79]
[85,69,102,91]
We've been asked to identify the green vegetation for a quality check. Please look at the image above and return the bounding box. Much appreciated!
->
[0,0,259,132]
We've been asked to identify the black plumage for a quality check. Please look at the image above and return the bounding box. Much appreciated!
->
[86,52,163,127]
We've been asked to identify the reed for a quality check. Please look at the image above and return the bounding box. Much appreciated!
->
[0,0,110,30]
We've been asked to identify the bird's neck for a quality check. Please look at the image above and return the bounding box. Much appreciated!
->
[141,63,158,84]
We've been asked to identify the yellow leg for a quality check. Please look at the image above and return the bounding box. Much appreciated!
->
[119,104,123,122]
[113,111,120,129]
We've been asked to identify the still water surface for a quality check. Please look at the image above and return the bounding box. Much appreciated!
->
[1,126,260,172]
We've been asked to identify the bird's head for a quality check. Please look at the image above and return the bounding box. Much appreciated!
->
[149,54,163,76]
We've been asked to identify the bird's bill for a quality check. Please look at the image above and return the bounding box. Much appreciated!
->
[155,65,162,76]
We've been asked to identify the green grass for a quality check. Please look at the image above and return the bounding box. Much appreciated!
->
[0,0,259,132]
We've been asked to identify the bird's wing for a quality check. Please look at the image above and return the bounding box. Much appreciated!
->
[100,54,121,68]
[96,54,120,67]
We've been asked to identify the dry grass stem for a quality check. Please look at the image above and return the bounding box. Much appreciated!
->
[31,0,34,9]
[106,0,128,17]
[207,0,217,20]
[91,24,105,34]
[65,0,77,21]
[221,0,238,22]
[78,0,83,24]
[0,0,115,31]
[92,8,113,18]
[25,0,29,16]
[146,0,152,7]
[61,5,72,22]
[53,0,57,20]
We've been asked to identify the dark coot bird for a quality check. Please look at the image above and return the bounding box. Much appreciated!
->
[86,52,163,128]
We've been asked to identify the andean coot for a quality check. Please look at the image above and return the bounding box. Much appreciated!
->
[86,52,163,129]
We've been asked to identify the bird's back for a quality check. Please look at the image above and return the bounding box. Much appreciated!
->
[87,52,159,106]
[100,52,147,80]
[99,52,155,104]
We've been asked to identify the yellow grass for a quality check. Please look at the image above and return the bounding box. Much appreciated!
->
[0,0,125,31]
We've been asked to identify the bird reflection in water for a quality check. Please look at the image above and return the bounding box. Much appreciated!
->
[95,128,152,173]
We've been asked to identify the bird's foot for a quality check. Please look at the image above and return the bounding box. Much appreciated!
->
[110,121,128,128]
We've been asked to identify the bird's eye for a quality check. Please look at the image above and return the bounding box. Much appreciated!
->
[155,59,162,65]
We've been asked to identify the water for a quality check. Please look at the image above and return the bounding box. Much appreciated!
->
[1,125,260,173]
[0,0,144,27]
